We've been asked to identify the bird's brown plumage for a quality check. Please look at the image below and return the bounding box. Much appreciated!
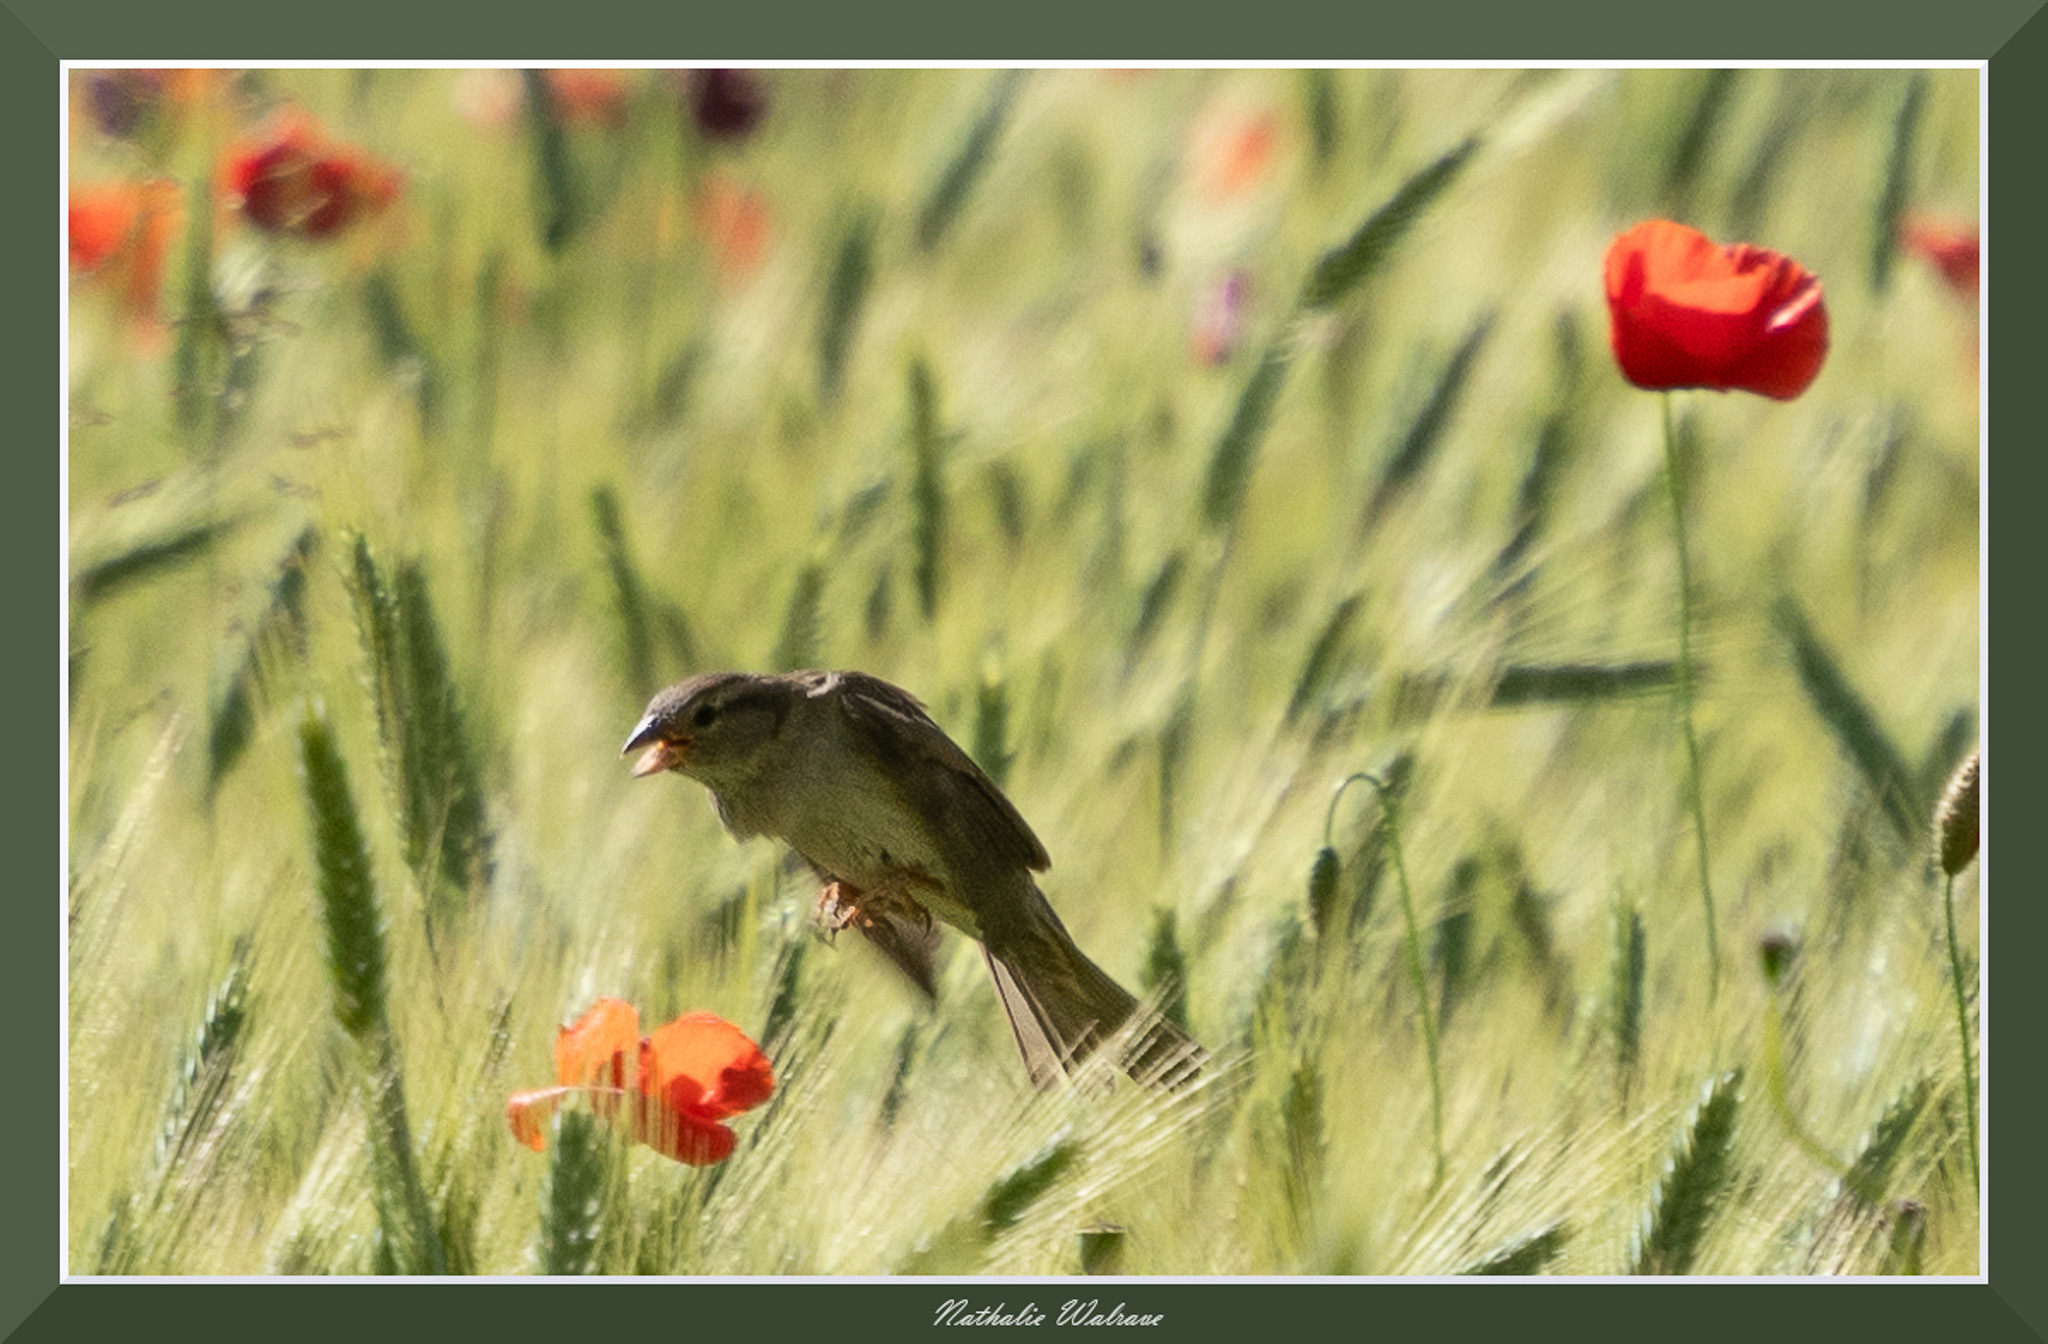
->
[624,669,1205,1088]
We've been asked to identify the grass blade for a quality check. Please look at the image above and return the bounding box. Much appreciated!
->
[74,517,236,608]
[1490,660,1676,707]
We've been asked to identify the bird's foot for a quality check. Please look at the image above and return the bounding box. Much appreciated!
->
[815,880,867,937]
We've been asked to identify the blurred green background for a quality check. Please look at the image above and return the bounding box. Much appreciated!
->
[66,67,1979,1275]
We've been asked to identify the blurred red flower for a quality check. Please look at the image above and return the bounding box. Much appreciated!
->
[1191,105,1280,203]
[692,172,773,281]
[1603,219,1828,401]
[69,179,182,344]
[220,113,401,241]
[545,69,633,127]
[1900,214,1979,302]
[506,998,774,1166]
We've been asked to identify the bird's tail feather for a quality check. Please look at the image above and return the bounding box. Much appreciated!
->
[983,893,1206,1090]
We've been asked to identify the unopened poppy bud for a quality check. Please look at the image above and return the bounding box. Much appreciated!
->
[1308,847,1341,939]
[1757,929,1796,986]
[1935,749,1979,878]
[688,69,767,142]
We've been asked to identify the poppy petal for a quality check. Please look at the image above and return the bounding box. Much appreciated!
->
[644,1011,775,1121]
[555,997,640,1089]
[506,1086,575,1151]
[643,1108,739,1166]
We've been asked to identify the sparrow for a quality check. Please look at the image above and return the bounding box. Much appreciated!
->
[623,669,1205,1089]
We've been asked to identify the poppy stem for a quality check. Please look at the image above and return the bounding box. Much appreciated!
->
[1760,968,1854,1191]
[1364,773,1445,1190]
[1660,393,1720,1005]
[1941,870,1981,1197]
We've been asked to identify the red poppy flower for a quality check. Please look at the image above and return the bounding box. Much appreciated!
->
[545,69,633,127]
[506,999,774,1166]
[1900,214,1979,302]
[69,179,181,343]
[1603,219,1829,401]
[220,113,401,241]
[1191,104,1280,203]
[691,172,773,281]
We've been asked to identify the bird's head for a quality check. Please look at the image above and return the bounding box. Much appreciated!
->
[622,672,792,783]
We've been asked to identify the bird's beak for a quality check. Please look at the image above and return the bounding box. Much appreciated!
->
[622,717,686,778]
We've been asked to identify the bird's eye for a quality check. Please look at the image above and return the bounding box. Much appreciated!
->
[692,703,720,729]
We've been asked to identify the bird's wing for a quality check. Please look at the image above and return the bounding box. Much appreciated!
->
[822,670,1052,874]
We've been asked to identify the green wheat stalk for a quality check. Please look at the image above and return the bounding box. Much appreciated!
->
[1775,594,1923,847]
[1457,1220,1570,1276]
[538,1112,615,1275]
[1628,1069,1742,1275]
[73,516,238,609]
[1871,73,1926,293]
[908,357,945,622]
[344,537,492,911]
[297,703,444,1274]
[1141,907,1191,1036]
[207,526,317,791]
[1608,894,1646,1102]
[817,207,875,402]
[914,70,1025,252]
[591,484,658,693]
[770,559,826,672]
[980,1136,1083,1239]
